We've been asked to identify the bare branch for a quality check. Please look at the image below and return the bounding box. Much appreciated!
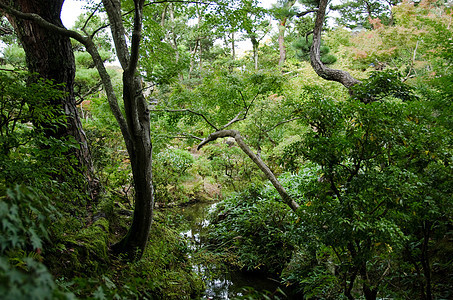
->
[0,25,13,35]
[296,9,317,17]
[310,0,361,89]
[403,40,419,82]
[219,110,246,130]
[237,89,248,108]
[82,2,102,34]
[75,82,103,105]
[197,129,300,212]
[175,132,204,141]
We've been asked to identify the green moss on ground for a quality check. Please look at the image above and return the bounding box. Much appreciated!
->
[46,204,204,299]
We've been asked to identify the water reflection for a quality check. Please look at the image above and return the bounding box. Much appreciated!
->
[170,202,286,299]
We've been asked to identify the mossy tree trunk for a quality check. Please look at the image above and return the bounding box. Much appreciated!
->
[0,0,154,260]
[0,0,98,198]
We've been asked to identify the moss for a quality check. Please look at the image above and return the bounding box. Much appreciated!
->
[47,203,204,298]
[47,218,110,277]
[104,218,205,299]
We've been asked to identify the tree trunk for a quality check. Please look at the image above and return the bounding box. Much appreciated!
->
[0,0,154,261]
[278,0,296,67]
[231,31,236,60]
[168,4,184,81]
[421,221,433,300]
[1,0,98,199]
[310,0,361,89]
[251,36,259,70]
[188,40,199,78]
[360,264,378,300]
[102,0,154,259]
[111,75,154,258]
[278,18,287,67]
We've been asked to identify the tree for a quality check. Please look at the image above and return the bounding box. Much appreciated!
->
[271,0,297,67]
[293,35,337,64]
[310,0,361,89]
[331,0,400,29]
[0,0,154,259]
[140,2,190,83]
[270,0,320,67]
[0,0,99,198]
[155,70,301,212]
[281,69,452,299]
[238,0,270,70]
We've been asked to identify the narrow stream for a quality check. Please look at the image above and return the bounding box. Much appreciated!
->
[167,201,288,299]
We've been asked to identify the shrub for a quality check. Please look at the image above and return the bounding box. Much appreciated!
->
[0,185,70,299]
[207,186,297,274]
[153,148,195,204]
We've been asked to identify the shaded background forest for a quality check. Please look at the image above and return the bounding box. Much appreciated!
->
[0,0,452,299]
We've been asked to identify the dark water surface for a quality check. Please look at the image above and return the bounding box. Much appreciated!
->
[167,202,289,299]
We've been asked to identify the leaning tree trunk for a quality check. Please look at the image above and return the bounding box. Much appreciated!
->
[310,0,361,89]
[0,0,98,198]
[198,129,300,212]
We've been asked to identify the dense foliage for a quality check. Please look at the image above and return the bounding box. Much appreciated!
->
[0,0,452,299]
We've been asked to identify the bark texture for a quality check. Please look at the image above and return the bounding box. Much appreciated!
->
[198,129,300,212]
[278,19,287,67]
[102,0,154,259]
[277,0,296,67]
[310,0,361,89]
[0,0,98,198]
[0,0,154,259]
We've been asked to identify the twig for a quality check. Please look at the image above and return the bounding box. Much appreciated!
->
[264,117,303,132]
[150,108,219,130]
[219,110,246,130]
[174,132,204,141]
[81,2,102,33]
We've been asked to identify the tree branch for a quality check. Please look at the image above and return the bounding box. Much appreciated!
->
[150,108,219,131]
[0,1,132,148]
[197,129,300,212]
[296,9,317,17]
[102,0,130,69]
[310,0,361,89]
[175,132,204,141]
[0,2,87,41]
[126,0,144,76]
[81,2,102,35]
[219,110,246,130]
[0,25,13,35]
[264,117,303,133]
[75,82,103,105]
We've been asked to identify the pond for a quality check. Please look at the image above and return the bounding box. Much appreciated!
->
[165,201,294,300]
